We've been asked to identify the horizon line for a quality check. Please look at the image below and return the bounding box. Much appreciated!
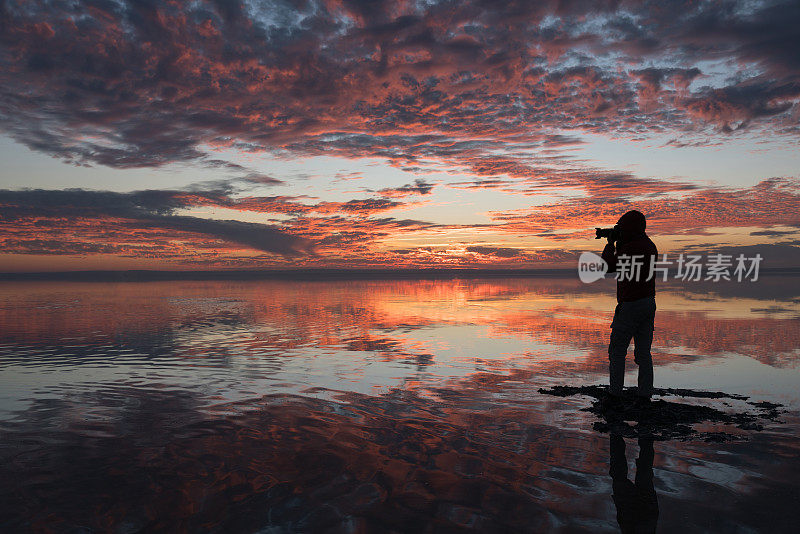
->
[1,266,799,282]
[0,267,577,282]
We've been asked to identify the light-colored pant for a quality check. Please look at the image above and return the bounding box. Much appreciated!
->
[608,296,656,397]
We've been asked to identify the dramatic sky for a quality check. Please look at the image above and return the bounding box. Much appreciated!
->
[1,0,799,270]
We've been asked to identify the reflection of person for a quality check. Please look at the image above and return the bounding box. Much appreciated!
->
[609,434,659,533]
[601,210,657,402]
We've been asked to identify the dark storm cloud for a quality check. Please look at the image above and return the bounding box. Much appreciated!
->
[198,159,285,185]
[465,246,523,258]
[0,188,203,219]
[377,179,435,197]
[750,228,799,237]
[700,243,800,269]
[0,0,797,176]
[135,215,312,256]
[669,0,800,75]
[335,198,404,213]
[684,82,800,131]
[0,188,313,256]
[1,238,123,255]
[0,186,450,261]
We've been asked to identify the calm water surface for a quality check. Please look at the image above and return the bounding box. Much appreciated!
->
[1,277,799,532]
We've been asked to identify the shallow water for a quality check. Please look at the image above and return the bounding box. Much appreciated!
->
[0,276,798,532]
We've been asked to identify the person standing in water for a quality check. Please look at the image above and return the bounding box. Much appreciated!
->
[601,210,657,404]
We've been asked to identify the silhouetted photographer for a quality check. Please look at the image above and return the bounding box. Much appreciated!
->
[599,210,657,404]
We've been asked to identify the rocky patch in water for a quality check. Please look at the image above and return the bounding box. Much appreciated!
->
[538,385,785,442]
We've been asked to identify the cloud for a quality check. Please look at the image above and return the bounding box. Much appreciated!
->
[486,177,800,237]
[750,228,800,237]
[694,243,800,269]
[0,239,123,255]
[0,186,451,265]
[684,83,799,131]
[376,179,434,198]
[465,246,523,258]
[5,176,798,267]
[1,1,800,268]
[0,0,797,177]
[137,215,314,256]
[0,188,313,257]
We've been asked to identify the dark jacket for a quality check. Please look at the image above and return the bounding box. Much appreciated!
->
[602,233,658,303]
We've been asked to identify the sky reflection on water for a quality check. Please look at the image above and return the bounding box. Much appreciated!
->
[0,277,798,532]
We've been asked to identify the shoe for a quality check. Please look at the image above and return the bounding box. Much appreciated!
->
[632,396,652,409]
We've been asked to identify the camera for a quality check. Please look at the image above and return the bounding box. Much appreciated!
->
[595,225,621,241]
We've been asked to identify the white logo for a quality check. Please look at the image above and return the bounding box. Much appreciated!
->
[578,252,608,283]
[576,252,763,283]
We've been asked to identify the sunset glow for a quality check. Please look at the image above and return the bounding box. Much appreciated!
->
[1,0,799,270]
